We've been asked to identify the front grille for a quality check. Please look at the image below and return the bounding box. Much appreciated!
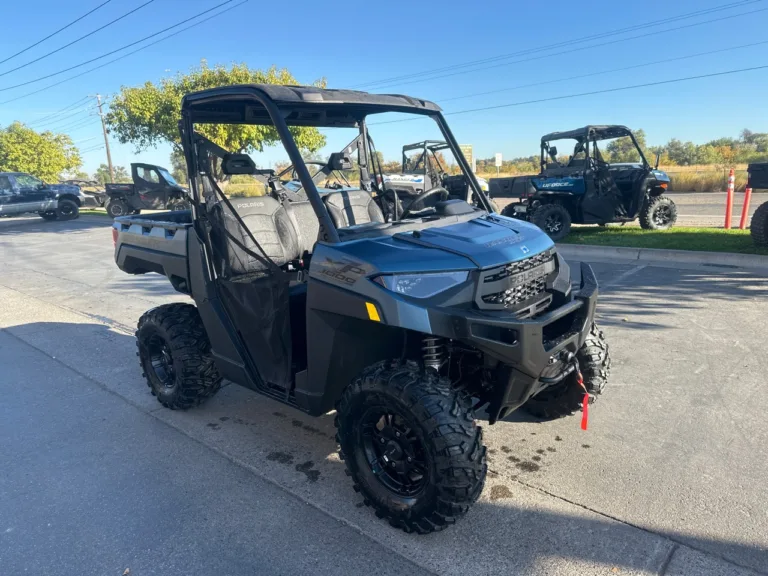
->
[482,276,548,307]
[483,249,554,283]
[477,250,556,312]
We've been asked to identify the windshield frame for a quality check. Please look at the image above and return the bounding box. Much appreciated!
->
[180,87,493,244]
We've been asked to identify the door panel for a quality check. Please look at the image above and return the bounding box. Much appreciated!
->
[133,166,168,209]
[579,167,622,223]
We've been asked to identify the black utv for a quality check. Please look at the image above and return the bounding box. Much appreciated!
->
[112,84,610,533]
[496,126,675,240]
[105,163,189,217]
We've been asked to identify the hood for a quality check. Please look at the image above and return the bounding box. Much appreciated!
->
[331,215,554,275]
[46,183,82,195]
[396,214,553,269]
[651,169,670,183]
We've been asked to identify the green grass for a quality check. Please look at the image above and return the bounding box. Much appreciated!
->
[80,209,110,216]
[560,226,768,255]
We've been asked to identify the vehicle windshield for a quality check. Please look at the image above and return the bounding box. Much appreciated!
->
[199,110,490,223]
[158,168,179,186]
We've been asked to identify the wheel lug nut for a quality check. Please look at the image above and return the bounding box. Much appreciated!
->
[407,457,412,462]
[380,437,385,444]
[395,432,400,437]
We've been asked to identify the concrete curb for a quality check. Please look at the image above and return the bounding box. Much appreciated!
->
[556,243,768,271]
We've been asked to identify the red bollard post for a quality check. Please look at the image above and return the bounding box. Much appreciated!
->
[724,168,735,229]
[739,186,752,230]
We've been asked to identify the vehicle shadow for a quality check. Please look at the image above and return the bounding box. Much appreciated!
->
[573,261,768,331]
[5,320,766,575]
[0,214,111,235]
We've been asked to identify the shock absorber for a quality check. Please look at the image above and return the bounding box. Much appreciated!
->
[422,336,444,371]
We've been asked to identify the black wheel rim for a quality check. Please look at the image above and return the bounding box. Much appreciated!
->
[544,213,563,233]
[60,203,74,216]
[146,334,176,389]
[359,408,429,497]
[110,204,124,216]
[653,205,672,226]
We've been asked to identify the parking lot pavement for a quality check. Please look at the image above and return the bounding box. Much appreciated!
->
[1,215,767,575]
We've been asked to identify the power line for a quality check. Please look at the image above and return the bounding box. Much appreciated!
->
[0,0,249,105]
[0,0,113,66]
[28,106,96,127]
[369,5,768,91]
[0,0,237,92]
[439,38,768,104]
[49,116,100,133]
[28,95,91,124]
[0,1,156,79]
[371,64,768,125]
[353,0,763,89]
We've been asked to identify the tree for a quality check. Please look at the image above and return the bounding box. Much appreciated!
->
[665,139,698,166]
[105,62,326,181]
[605,129,647,163]
[169,148,188,185]
[0,122,81,181]
[94,164,129,184]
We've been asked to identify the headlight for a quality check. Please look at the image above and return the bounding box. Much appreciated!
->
[374,271,468,298]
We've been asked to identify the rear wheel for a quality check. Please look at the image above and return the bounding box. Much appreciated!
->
[522,322,610,419]
[136,303,222,410]
[106,199,129,218]
[336,360,486,534]
[531,202,572,241]
[750,201,768,246]
[639,195,677,230]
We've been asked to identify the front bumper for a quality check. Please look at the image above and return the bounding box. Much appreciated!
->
[428,262,598,423]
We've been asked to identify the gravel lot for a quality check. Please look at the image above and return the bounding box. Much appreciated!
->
[1,214,766,575]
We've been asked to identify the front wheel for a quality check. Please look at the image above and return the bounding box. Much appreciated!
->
[639,195,677,230]
[136,303,222,410]
[54,199,79,221]
[522,322,611,419]
[336,360,487,534]
[531,202,572,241]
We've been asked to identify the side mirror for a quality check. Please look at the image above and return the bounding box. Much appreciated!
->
[222,153,256,175]
[328,152,352,171]
[654,152,660,170]
[549,146,558,157]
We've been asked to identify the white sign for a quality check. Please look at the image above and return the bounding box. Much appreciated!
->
[495,153,503,167]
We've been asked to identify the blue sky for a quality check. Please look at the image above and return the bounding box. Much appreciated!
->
[0,0,766,175]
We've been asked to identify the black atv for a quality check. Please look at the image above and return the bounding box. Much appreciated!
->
[496,126,675,241]
[112,85,610,533]
[105,163,189,217]
[748,162,768,246]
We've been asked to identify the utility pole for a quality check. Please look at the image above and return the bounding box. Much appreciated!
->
[95,94,114,183]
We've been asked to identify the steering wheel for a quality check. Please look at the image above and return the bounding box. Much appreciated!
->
[400,186,450,219]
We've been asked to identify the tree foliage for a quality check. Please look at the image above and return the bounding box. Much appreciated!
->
[93,164,130,184]
[0,122,81,181]
[105,62,327,180]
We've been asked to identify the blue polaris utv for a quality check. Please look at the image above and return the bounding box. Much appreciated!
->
[497,125,675,240]
[112,85,610,533]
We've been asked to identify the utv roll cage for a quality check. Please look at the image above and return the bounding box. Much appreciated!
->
[402,140,450,174]
[180,85,491,245]
[539,125,650,171]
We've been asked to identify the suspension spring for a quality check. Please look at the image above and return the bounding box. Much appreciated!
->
[422,336,444,371]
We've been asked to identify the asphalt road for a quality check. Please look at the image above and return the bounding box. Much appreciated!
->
[494,191,768,228]
[1,215,767,575]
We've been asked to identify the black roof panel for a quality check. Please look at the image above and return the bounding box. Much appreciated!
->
[181,84,441,127]
[541,125,633,142]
